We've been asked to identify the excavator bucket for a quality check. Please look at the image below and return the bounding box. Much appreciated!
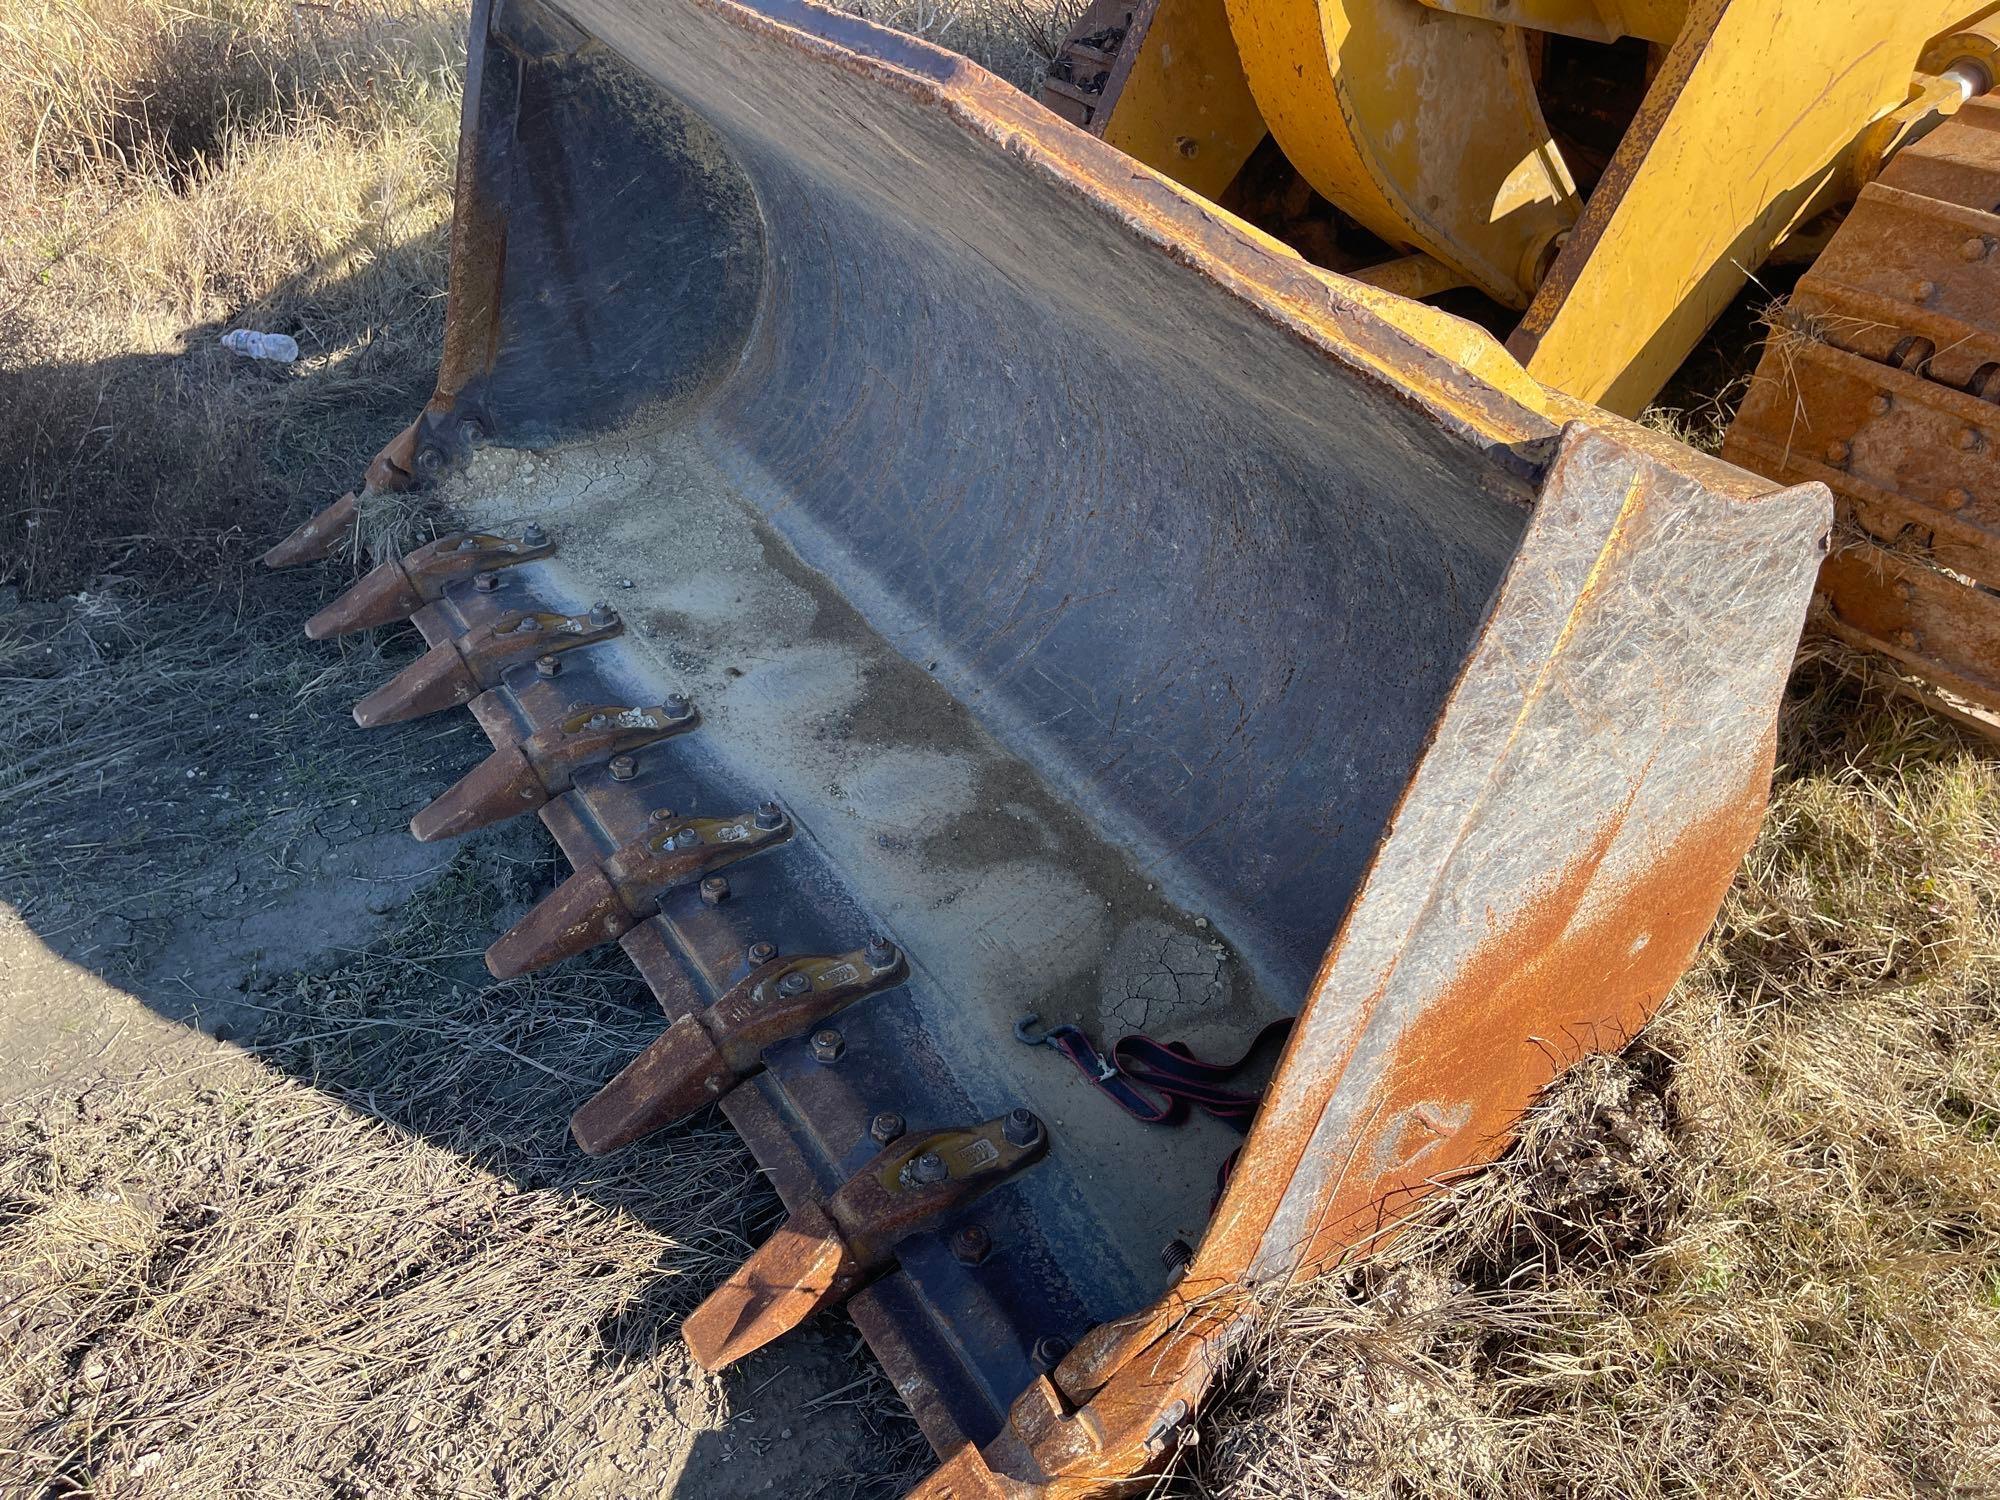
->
[272,0,1832,1492]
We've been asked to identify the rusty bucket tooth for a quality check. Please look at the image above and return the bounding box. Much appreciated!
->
[572,1013,728,1153]
[262,491,360,569]
[351,639,480,729]
[305,556,425,640]
[412,701,699,843]
[683,1112,1049,1372]
[487,807,794,979]
[410,743,543,842]
[572,942,908,1153]
[486,863,632,979]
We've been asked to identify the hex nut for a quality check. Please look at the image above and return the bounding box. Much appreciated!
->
[904,1151,948,1186]
[811,1029,844,1064]
[1030,1336,1070,1374]
[777,969,813,998]
[699,875,729,906]
[1003,1108,1041,1148]
[869,1111,905,1145]
[951,1225,992,1265]
[747,940,778,965]
[535,655,561,678]
[474,570,500,593]
[608,754,638,782]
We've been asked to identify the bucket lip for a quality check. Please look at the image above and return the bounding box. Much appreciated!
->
[573,0,1566,485]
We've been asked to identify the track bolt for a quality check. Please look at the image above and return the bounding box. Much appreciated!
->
[699,875,729,906]
[1913,279,1939,303]
[1824,440,1851,467]
[521,522,548,548]
[535,654,562,678]
[777,970,812,998]
[588,601,617,628]
[608,753,638,782]
[865,933,897,969]
[1944,487,1973,510]
[1962,237,1992,262]
[952,1224,993,1265]
[870,1111,905,1145]
[664,692,693,719]
[811,1029,845,1064]
[753,800,785,831]
[747,939,778,964]
[904,1151,948,1186]
[1868,393,1892,417]
[1030,1336,1070,1374]
[1161,1238,1195,1275]
[1003,1108,1042,1148]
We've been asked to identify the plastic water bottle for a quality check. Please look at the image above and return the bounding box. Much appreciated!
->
[221,329,299,363]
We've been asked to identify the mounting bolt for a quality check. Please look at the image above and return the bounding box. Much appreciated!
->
[1003,1108,1042,1148]
[811,1029,845,1064]
[951,1225,993,1266]
[1913,278,1939,303]
[473,570,500,593]
[1944,487,1973,510]
[520,522,548,548]
[515,614,542,633]
[1960,427,1986,453]
[672,827,700,850]
[1824,439,1851,466]
[1161,1238,1195,1275]
[699,875,729,906]
[869,1112,905,1145]
[904,1151,948,1187]
[1868,392,1892,417]
[1964,236,1993,262]
[535,654,561,679]
[747,939,778,965]
[865,933,897,969]
[754,800,785,831]
[458,414,488,445]
[414,445,445,476]
[777,969,813,998]
[663,692,692,718]
[650,807,679,824]
[608,754,638,782]
[1030,1336,1070,1374]
[588,601,617,628]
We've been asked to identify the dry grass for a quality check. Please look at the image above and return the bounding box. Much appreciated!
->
[1,3,1997,1499]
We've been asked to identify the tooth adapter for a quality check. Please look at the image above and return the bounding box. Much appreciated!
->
[412,701,698,842]
[305,527,556,639]
[683,1110,1048,1371]
[352,608,623,729]
[485,806,793,978]
[571,940,909,1152]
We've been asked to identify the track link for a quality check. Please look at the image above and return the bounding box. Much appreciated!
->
[1725,94,2000,739]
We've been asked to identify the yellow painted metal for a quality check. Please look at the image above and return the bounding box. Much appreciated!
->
[1097,0,1268,200]
[1221,0,1578,308]
[1511,0,1996,415]
[1414,0,1687,44]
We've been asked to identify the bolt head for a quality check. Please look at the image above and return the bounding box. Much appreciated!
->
[903,1151,948,1187]
[588,601,617,628]
[650,807,679,824]
[753,800,785,831]
[1960,428,1986,452]
[1003,1108,1042,1148]
[1914,279,1939,303]
[1824,440,1851,466]
[1944,487,1973,510]
[699,875,729,906]
[1868,393,1892,417]
[663,693,692,719]
[459,414,488,444]
[515,615,542,633]
[473,570,500,593]
[810,1029,845,1064]
[777,969,813,997]
[1963,237,1991,262]
[535,655,561,679]
[865,934,897,969]
[869,1112,905,1145]
[1030,1336,1070,1374]
[607,753,637,782]
[672,827,700,850]
[951,1225,993,1265]
[747,939,777,964]
[414,445,445,475]
[520,522,548,548]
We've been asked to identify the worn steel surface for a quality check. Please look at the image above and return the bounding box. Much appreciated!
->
[1726,92,2000,739]
[280,0,1831,1492]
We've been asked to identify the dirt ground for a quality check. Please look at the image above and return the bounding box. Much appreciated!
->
[3,3,1998,1499]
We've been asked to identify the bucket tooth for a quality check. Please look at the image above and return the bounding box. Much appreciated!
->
[572,939,908,1153]
[411,699,699,842]
[305,526,558,639]
[262,491,360,569]
[683,1111,1049,1371]
[350,608,624,729]
[352,638,481,728]
[486,805,793,978]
